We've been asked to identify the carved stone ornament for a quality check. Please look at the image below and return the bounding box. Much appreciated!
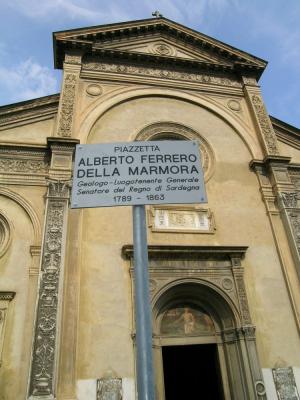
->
[28,181,69,398]
[57,73,77,137]
[255,381,266,396]
[222,277,233,290]
[64,54,82,65]
[0,158,47,174]
[149,206,215,233]
[281,192,298,208]
[289,170,300,190]
[152,43,174,56]
[0,292,15,367]
[242,77,257,86]
[0,213,12,258]
[97,370,122,400]
[227,99,241,112]
[83,60,242,88]
[234,275,252,325]
[272,367,300,400]
[251,94,279,155]
[287,211,300,253]
[86,83,103,96]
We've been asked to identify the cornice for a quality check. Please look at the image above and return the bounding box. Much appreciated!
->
[0,93,59,130]
[271,115,300,151]
[122,245,248,260]
[53,17,266,78]
[81,49,261,79]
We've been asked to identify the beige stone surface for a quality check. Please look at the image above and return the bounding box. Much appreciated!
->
[0,117,55,145]
[0,192,42,400]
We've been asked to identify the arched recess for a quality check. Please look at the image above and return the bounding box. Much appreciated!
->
[78,87,261,159]
[152,280,266,400]
[0,187,41,245]
[135,121,216,182]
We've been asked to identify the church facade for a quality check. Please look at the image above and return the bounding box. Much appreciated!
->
[0,16,300,400]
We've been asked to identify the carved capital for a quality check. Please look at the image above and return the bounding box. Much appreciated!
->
[47,180,71,199]
[64,53,82,65]
[281,192,298,208]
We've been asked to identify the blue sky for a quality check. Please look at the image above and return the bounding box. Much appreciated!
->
[0,0,299,127]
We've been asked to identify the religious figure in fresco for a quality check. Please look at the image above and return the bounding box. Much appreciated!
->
[180,307,196,334]
[161,305,215,336]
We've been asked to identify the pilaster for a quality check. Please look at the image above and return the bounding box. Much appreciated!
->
[56,52,82,138]
[250,157,300,333]
[27,138,78,399]
[242,77,279,157]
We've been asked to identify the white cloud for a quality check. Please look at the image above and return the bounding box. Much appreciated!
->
[0,59,59,104]
[4,0,131,23]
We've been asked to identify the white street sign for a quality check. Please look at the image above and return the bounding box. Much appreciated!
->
[71,141,207,208]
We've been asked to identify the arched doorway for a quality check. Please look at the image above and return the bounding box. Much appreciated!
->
[153,282,237,400]
[159,302,223,399]
[122,244,267,400]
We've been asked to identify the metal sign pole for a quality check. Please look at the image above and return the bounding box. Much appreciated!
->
[133,205,155,400]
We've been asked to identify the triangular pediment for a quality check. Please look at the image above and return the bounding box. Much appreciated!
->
[53,17,267,77]
[92,36,230,65]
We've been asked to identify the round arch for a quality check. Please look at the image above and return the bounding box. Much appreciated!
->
[150,278,265,400]
[0,187,42,245]
[78,87,261,158]
[152,279,241,335]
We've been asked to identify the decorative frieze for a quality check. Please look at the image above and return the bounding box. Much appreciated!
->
[251,94,279,155]
[0,158,47,174]
[57,73,77,137]
[83,60,242,87]
[28,180,69,399]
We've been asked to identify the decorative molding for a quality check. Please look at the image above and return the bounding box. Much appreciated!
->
[83,61,242,88]
[227,99,241,112]
[255,381,266,397]
[251,94,279,155]
[86,84,103,97]
[122,245,248,260]
[152,43,174,56]
[0,158,48,174]
[64,54,82,65]
[135,122,215,182]
[148,206,215,234]
[0,292,15,367]
[0,94,59,129]
[28,180,70,398]
[0,212,12,258]
[242,76,258,86]
[234,275,252,325]
[57,73,77,137]
[0,292,15,301]
[0,187,42,244]
[281,192,298,208]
